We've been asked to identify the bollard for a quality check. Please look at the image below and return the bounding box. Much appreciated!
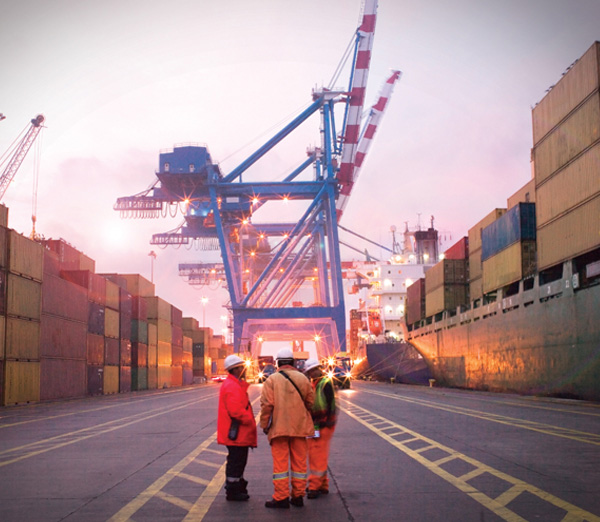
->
[429,379,436,388]
[390,377,396,384]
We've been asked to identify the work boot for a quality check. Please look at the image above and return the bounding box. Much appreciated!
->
[290,496,304,507]
[307,489,320,499]
[225,481,250,501]
[239,478,248,494]
[319,488,329,495]
[265,498,290,509]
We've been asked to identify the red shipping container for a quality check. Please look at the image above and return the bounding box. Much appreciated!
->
[42,274,88,322]
[43,239,95,272]
[444,236,469,260]
[171,305,183,327]
[105,337,120,366]
[120,339,132,366]
[43,249,61,277]
[87,333,104,365]
[183,368,193,385]
[40,358,86,400]
[171,366,183,387]
[172,345,183,366]
[40,314,87,359]
[119,287,133,316]
[132,342,148,367]
[120,312,132,340]
[132,296,148,320]
[406,278,426,325]
[87,365,103,395]
[0,360,3,406]
[120,366,131,393]
[172,325,183,347]
[61,270,106,305]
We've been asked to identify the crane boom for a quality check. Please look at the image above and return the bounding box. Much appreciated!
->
[0,114,45,200]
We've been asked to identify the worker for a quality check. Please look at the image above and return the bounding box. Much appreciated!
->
[303,358,337,498]
[260,347,315,509]
[217,354,257,501]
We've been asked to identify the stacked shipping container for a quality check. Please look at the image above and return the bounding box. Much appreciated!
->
[424,256,468,317]
[182,317,211,380]
[405,278,426,326]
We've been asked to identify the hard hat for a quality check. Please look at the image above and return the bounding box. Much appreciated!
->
[276,347,294,360]
[224,354,244,371]
[303,358,321,373]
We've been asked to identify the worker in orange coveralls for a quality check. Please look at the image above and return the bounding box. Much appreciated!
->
[303,358,337,499]
[260,347,315,509]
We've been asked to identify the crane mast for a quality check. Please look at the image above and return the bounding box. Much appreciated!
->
[0,114,45,200]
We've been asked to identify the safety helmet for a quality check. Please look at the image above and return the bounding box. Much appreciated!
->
[224,354,245,371]
[276,347,294,361]
[303,358,322,373]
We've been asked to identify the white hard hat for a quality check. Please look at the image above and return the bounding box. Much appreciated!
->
[303,358,321,373]
[276,347,294,360]
[224,354,244,371]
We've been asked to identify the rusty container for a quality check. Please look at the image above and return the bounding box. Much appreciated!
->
[104,308,120,339]
[40,314,87,359]
[425,284,468,317]
[87,333,105,366]
[103,365,119,394]
[6,274,42,320]
[425,259,468,292]
[132,342,148,367]
[120,339,132,367]
[105,337,120,366]
[40,358,86,401]
[132,367,148,391]
[5,317,40,360]
[42,274,87,322]
[120,366,131,393]
[8,229,43,281]
[0,204,8,227]
[3,360,40,405]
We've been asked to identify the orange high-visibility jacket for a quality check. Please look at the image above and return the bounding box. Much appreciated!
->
[260,365,315,442]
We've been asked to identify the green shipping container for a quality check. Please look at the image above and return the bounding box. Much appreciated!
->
[131,319,148,344]
[132,367,148,391]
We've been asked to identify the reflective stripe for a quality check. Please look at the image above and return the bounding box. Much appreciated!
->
[226,477,241,482]
[273,471,289,481]
[291,471,307,480]
[310,469,327,477]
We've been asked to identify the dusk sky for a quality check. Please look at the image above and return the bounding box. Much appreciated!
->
[1,0,599,333]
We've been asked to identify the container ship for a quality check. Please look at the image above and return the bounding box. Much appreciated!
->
[404,41,600,401]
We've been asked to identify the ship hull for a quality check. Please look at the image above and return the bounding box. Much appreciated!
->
[364,342,432,385]
[408,280,600,401]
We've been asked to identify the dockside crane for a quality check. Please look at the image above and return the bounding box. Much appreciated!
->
[115,0,398,359]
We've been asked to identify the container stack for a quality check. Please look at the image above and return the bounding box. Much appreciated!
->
[481,203,537,293]
[405,278,426,326]
[104,278,122,393]
[171,305,183,387]
[119,284,133,393]
[146,296,172,388]
[424,258,468,317]
[531,41,600,270]
[182,318,212,381]
[183,334,193,385]
[148,322,158,389]
[468,209,507,301]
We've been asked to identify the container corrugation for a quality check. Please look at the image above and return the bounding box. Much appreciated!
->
[149,318,172,343]
[6,274,41,320]
[42,239,95,272]
[42,274,87,322]
[120,313,131,340]
[148,322,158,345]
[507,179,536,209]
[157,341,172,366]
[192,343,205,357]
[88,302,105,336]
[3,360,40,405]
[425,284,468,317]
[120,274,155,297]
[105,280,120,311]
[182,317,199,331]
[183,368,193,385]
[469,276,483,301]
[171,366,183,387]
[99,273,128,290]
[533,92,600,184]
[468,208,507,253]
[132,342,148,367]
[43,248,61,277]
[132,367,148,391]
[120,366,131,393]
[158,365,172,388]
[172,325,183,347]
[145,297,172,321]
[131,319,148,344]
[482,240,537,294]
[132,296,148,320]
[40,358,86,400]
[8,229,43,281]
[147,366,158,389]
[0,204,8,227]
[104,308,120,339]
[183,336,192,352]
[171,305,183,327]
[172,345,183,366]
[444,237,469,260]
[5,317,40,360]
[0,226,8,269]
[535,140,600,227]
[120,339,131,366]
[40,314,87,359]
[61,270,106,305]
[532,42,600,144]
[425,259,468,291]
[119,287,133,316]
[103,365,119,394]
[193,356,206,375]
[0,315,4,358]
[468,249,483,281]
[105,337,120,365]
[406,278,426,325]
[182,351,193,369]
[481,203,536,261]
[148,344,158,367]
[87,333,105,366]
[537,193,600,270]
[87,365,104,395]
[0,270,5,316]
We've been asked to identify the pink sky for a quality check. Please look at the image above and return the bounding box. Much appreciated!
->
[1,0,599,331]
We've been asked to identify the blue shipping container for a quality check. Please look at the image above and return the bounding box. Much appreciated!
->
[481,203,536,261]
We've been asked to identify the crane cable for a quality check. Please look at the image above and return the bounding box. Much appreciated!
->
[30,127,44,239]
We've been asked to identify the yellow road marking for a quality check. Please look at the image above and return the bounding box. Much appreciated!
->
[340,399,600,522]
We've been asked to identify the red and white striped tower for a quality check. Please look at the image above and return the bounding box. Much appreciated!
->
[336,69,401,219]
[336,0,378,217]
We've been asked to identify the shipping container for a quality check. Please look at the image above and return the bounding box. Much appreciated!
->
[537,193,600,270]
[0,204,8,228]
[104,308,120,339]
[3,360,40,405]
[172,345,183,366]
[40,358,86,400]
[425,284,468,317]
[42,274,88,322]
[148,322,158,346]
[0,270,5,315]
[405,278,426,325]
[535,140,600,227]
[469,249,483,281]
[88,302,105,336]
[148,343,158,368]
[105,280,120,311]
[193,356,206,376]
[0,360,3,405]
[149,318,172,343]
[132,342,148,367]
[183,368,194,386]
[132,296,148,320]
[40,314,87,359]
[87,365,104,395]
[147,366,158,389]
[119,287,133,316]
[182,351,193,369]
[192,343,205,357]
[132,367,148,391]
[183,336,192,353]
[42,248,61,277]
[145,297,172,321]
[131,319,148,344]
[468,208,507,253]
[482,240,537,294]
[61,270,106,305]
[0,226,8,269]
[0,315,4,358]
[8,230,43,281]
[533,91,600,184]
[6,274,42,320]
[120,366,131,393]
[182,317,199,331]
[120,274,155,298]
[99,273,128,290]
[444,237,469,260]
[532,42,600,144]
[507,179,536,209]
[425,259,468,291]
[87,333,105,366]
[105,337,120,366]
[171,305,183,327]
[171,366,183,387]
[172,325,183,347]
[209,346,219,361]
[120,339,132,366]
[481,203,536,261]
[157,341,172,366]
[43,239,95,272]
[120,312,131,341]
[5,317,40,360]
[103,365,119,394]
[469,277,484,302]
[157,365,171,388]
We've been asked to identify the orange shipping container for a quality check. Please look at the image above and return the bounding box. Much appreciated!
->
[3,360,40,405]
[103,365,119,394]
[0,226,8,268]
[5,317,40,360]
[0,204,8,227]
[148,343,158,368]
[157,341,172,366]
[147,366,158,389]
[104,308,120,339]
[105,280,121,311]
[87,333,105,366]
[0,316,4,358]
[158,365,171,388]
[149,318,172,343]
[145,297,172,321]
[171,366,183,387]
[6,274,42,320]
[8,229,43,282]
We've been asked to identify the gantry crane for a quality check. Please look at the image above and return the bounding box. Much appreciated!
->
[115,0,399,359]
